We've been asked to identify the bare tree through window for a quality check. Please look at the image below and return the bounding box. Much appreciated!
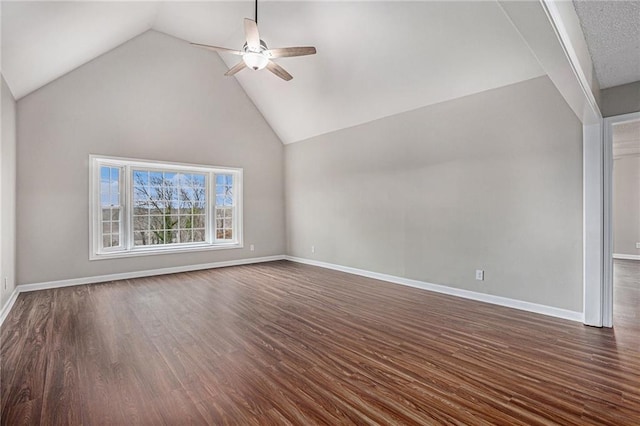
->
[132,170,207,246]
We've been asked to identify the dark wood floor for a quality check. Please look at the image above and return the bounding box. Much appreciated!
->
[1,260,639,425]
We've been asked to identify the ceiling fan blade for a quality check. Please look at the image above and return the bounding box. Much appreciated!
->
[190,42,244,55]
[225,61,247,76]
[266,60,293,81]
[244,18,260,50]
[266,47,317,58]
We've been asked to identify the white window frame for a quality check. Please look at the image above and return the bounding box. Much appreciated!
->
[90,155,243,260]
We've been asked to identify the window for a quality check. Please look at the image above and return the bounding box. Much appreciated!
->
[90,156,242,259]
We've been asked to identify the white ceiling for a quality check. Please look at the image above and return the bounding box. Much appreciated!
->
[1,1,157,98]
[573,0,640,89]
[1,1,545,144]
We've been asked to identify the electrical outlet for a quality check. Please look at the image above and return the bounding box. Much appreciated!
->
[636,242,640,249]
[250,244,255,251]
[475,270,484,281]
[311,245,315,254]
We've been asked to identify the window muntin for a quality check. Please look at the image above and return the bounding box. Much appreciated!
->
[90,156,242,259]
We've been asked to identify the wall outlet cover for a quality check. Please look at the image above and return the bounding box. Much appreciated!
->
[475,270,484,281]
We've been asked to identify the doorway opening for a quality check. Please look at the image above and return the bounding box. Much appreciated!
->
[605,113,640,328]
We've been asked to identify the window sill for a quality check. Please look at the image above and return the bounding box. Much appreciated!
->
[90,242,243,260]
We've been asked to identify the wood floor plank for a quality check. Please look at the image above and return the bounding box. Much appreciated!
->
[1,259,639,425]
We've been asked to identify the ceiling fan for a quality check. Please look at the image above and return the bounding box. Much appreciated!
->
[191,0,316,81]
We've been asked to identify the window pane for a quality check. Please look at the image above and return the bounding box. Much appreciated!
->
[194,229,205,242]
[193,174,206,187]
[180,230,193,243]
[134,231,149,245]
[100,166,121,208]
[150,215,164,230]
[149,230,165,245]
[97,168,121,249]
[224,230,232,239]
[100,167,110,182]
[149,202,164,215]
[193,202,206,214]
[180,187,195,203]
[193,215,205,228]
[133,215,149,231]
[179,216,192,229]
[132,168,208,247]
[133,187,149,203]
[149,171,162,184]
[133,170,148,185]
[133,205,148,215]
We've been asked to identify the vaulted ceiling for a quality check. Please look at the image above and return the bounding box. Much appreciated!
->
[2,1,630,144]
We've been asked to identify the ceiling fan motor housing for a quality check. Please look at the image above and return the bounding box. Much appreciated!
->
[243,40,269,54]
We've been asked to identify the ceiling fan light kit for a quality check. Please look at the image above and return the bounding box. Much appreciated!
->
[190,0,316,81]
[243,51,269,71]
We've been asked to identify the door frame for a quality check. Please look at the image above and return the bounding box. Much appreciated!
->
[602,111,640,327]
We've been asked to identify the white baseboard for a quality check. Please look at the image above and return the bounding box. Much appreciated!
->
[1,255,285,326]
[18,255,286,293]
[2,254,585,327]
[285,256,584,323]
[0,288,20,326]
[613,253,640,261]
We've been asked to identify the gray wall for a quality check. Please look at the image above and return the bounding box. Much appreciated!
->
[286,76,583,312]
[17,31,285,285]
[601,81,640,117]
[1,75,17,307]
[613,155,640,256]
